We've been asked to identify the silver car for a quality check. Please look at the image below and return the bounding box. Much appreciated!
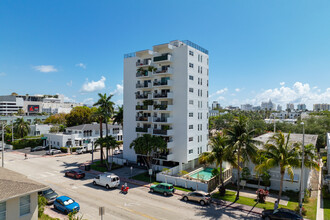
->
[182,191,211,205]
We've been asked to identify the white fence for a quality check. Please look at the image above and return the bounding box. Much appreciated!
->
[156,173,208,192]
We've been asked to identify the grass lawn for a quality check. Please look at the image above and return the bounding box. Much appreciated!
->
[90,160,123,172]
[324,198,330,220]
[131,172,192,192]
[212,190,317,220]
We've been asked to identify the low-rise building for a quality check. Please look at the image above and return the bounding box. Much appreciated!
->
[0,96,24,116]
[28,124,53,136]
[0,168,48,220]
[0,115,48,125]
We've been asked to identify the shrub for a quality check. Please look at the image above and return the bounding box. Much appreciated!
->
[38,195,47,217]
[256,188,269,203]
[12,138,43,150]
[294,205,307,216]
[241,167,251,180]
[60,147,68,153]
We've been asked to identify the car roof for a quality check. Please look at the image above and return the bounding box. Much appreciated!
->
[192,191,208,195]
[159,183,173,186]
[57,196,71,201]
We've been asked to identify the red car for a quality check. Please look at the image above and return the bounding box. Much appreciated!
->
[65,170,85,179]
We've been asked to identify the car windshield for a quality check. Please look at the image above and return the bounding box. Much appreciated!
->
[63,199,74,206]
[205,194,210,197]
[44,189,54,195]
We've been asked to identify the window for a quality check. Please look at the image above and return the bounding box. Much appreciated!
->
[201,90,202,97]
[189,125,193,129]
[189,75,194,80]
[197,147,200,154]
[189,137,193,142]
[198,78,200,85]
[207,80,208,86]
[200,78,202,85]
[201,55,203,62]
[189,50,194,56]
[20,195,30,216]
[189,88,194,93]
[201,67,203,73]
[200,146,202,153]
[189,100,194,105]
[0,202,5,220]
[189,63,194,68]
[198,66,200,73]
[198,54,200,62]
[207,58,209,65]
[189,112,193,117]
[189,149,193,154]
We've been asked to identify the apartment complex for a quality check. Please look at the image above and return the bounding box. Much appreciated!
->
[123,40,209,169]
[0,96,24,116]
[313,103,330,111]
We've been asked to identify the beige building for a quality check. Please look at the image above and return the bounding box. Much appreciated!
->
[0,168,48,220]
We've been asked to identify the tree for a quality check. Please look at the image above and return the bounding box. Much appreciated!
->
[254,150,269,188]
[33,118,42,125]
[93,93,115,161]
[65,106,92,127]
[17,109,25,116]
[129,134,167,170]
[198,133,236,195]
[104,135,119,170]
[13,118,30,138]
[226,115,259,200]
[261,132,301,203]
[92,108,105,164]
[113,105,123,127]
[301,144,319,171]
[44,113,67,125]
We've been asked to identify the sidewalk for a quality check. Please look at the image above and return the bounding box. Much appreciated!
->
[316,160,323,220]
[79,162,262,215]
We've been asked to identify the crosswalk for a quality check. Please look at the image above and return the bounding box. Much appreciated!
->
[27,170,61,179]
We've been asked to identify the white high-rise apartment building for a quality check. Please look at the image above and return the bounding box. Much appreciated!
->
[286,103,295,111]
[123,40,209,168]
[241,104,253,111]
[297,103,306,111]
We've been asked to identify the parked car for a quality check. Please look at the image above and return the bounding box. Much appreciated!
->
[39,188,58,204]
[54,196,80,214]
[65,170,85,179]
[46,149,61,155]
[31,146,45,152]
[181,191,211,205]
[150,183,175,196]
[114,149,120,155]
[93,173,120,189]
[262,208,303,220]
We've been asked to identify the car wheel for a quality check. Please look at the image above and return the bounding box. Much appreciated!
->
[183,196,188,202]
[106,184,110,189]
[150,189,154,193]
[200,200,205,206]
[163,192,168,196]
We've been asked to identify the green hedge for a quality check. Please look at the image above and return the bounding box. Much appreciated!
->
[60,147,77,153]
[12,138,43,150]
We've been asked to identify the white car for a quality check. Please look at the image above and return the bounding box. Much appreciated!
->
[114,149,120,155]
[93,173,120,189]
[46,149,61,155]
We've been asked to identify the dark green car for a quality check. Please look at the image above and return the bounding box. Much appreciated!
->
[150,183,175,196]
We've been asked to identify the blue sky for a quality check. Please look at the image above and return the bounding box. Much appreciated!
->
[1,0,330,109]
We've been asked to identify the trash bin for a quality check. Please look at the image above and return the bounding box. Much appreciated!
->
[85,165,91,171]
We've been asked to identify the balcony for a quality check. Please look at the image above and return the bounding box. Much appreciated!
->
[136,59,151,67]
[153,104,173,111]
[136,70,149,78]
[153,67,173,75]
[153,92,173,99]
[136,116,152,122]
[136,105,148,110]
[136,82,152,89]
[153,54,172,63]
[153,129,173,136]
[136,127,148,133]
[136,93,151,100]
[167,141,174,149]
[167,154,174,161]
[153,117,173,123]
[153,80,173,87]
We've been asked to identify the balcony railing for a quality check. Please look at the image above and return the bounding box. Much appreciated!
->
[153,80,171,87]
[153,105,167,110]
[136,105,148,110]
[154,67,173,75]
[136,59,151,66]
[136,83,151,88]
[153,92,173,99]
[136,94,151,99]
[153,129,172,135]
[153,117,172,123]
[136,127,148,132]
[153,54,172,62]
[136,70,149,77]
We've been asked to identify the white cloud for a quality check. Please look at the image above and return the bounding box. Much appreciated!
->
[33,65,57,73]
[246,82,330,109]
[0,72,6,76]
[76,63,86,69]
[112,84,123,95]
[280,82,285,86]
[115,99,123,106]
[83,98,94,104]
[216,88,228,95]
[66,80,73,87]
[235,88,240,92]
[81,76,106,92]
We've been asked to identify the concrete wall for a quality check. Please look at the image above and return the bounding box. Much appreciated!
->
[4,192,38,220]
[156,173,208,192]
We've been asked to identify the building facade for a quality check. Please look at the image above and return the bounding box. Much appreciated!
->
[313,103,330,112]
[211,101,221,110]
[241,104,253,111]
[0,96,24,116]
[261,99,276,111]
[297,103,307,111]
[123,40,209,169]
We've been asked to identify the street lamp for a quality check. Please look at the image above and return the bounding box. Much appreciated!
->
[299,122,305,215]
[130,166,133,179]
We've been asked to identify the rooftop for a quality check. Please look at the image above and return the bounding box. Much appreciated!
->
[67,123,122,131]
[0,168,48,202]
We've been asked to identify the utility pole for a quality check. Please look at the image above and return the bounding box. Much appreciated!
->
[11,118,14,143]
[299,122,305,215]
[2,123,4,167]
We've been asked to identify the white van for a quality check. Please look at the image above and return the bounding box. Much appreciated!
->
[93,173,120,189]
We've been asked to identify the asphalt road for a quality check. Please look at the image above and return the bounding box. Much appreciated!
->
[3,151,261,220]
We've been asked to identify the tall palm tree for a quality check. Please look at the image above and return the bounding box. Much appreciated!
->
[113,106,123,127]
[103,135,119,170]
[92,108,105,164]
[198,133,236,195]
[227,115,259,200]
[254,150,268,188]
[13,118,30,138]
[261,132,301,203]
[301,144,319,171]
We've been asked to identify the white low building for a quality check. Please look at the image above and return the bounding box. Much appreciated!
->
[232,132,318,192]
[43,123,122,149]
[28,124,53,136]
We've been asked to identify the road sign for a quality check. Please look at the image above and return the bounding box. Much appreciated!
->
[99,206,105,216]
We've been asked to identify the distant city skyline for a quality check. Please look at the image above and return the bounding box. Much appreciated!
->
[1,1,330,109]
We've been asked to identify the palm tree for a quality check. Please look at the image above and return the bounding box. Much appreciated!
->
[254,150,268,188]
[33,118,42,125]
[227,115,259,200]
[112,106,123,127]
[92,108,105,164]
[198,133,236,195]
[13,118,30,138]
[129,134,167,170]
[301,144,319,171]
[261,132,301,203]
[103,135,119,170]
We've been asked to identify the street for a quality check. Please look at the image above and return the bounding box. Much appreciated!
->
[3,150,261,220]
